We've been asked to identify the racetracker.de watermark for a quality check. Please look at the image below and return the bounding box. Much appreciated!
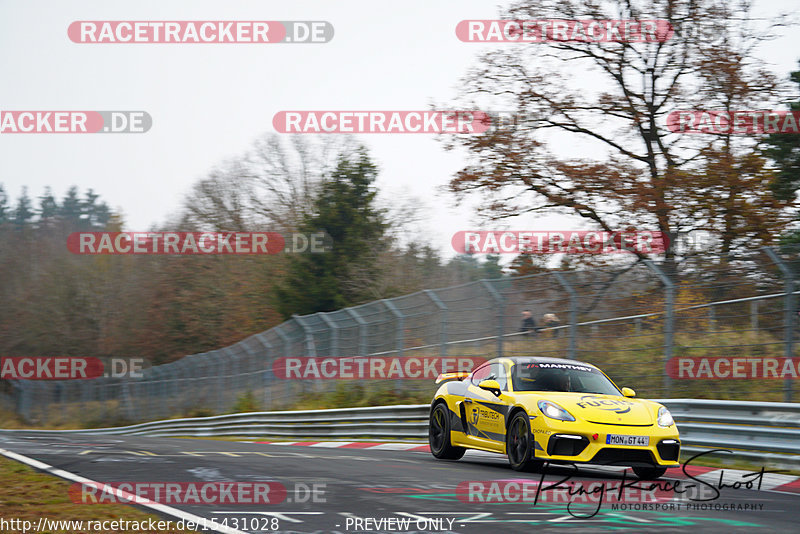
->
[67,232,332,254]
[452,231,669,254]
[456,19,674,43]
[456,479,675,504]
[272,356,486,380]
[68,21,333,43]
[69,481,325,505]
[666,110,800,134]
[273,111,491,134]
[666,356,800,380]
[0,357,146,380]
[0,111,151,133]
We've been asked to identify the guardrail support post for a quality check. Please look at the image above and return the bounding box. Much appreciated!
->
[481,280,505,358]
[751,300,759,332]
[644,259,674,395]
[554,272,578,360]
[763,247,794,402]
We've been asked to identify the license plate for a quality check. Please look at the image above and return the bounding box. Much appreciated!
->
[606,434,649,446]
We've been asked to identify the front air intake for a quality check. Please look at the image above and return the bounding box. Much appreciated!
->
[657,439,680,461]
[547,434,589,456]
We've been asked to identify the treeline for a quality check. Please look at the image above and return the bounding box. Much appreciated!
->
[0,139,508,365]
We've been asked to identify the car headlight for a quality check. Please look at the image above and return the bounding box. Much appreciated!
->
[657,406,674,427]
[538,400,576,422]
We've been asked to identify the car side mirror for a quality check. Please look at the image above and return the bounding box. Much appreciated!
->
[621,387,636,398]
[478,379,502,397]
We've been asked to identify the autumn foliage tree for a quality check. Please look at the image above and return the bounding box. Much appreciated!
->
[445,0,794,276]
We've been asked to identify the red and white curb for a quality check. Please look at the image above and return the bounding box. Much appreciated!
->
[254,441,431,452]
[254,441,800,495]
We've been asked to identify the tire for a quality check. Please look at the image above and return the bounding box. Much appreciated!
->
[429,402,466,460]
[632,466,668,480]
[506,411,544,472]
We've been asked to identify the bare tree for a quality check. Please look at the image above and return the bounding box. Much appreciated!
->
[183,134,358,232]
[183,159,252,231]
[245,135,358,231]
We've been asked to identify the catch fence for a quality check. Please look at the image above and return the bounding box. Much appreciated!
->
[4,246,800,426]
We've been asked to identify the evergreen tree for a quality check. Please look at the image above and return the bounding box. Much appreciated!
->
[481,254,504,279]
[446,253,483,282]
[13,187,34,227]
[59,186,82,226]
[0,184,8,224]
[39,187,59,219]
[275,148,388,318]
[83,189,111,228]
[764,61,800,202]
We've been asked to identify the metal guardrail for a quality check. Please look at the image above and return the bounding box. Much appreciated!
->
[0,405,430,441]
[3,400,799,468]
[663,399,800,468]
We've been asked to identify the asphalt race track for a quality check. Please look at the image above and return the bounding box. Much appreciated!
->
[1,432,798,534]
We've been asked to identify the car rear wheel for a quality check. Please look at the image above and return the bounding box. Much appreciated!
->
[506,412,543,472]
[429,402,466,460]
[632,466,668,479]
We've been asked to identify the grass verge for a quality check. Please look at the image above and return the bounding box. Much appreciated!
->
[0,456,197,533]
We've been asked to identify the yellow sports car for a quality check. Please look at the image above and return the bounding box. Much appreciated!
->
[428,357,680,479]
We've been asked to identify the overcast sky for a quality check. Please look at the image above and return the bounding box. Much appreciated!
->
[1,0,798,258]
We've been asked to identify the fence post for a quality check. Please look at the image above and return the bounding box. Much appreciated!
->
[254,333,274,409]
[275,325,293,406]
[763,247,794,402]
[292,315,317,357]
[156,364,169,420]
[382,299,405,393]
[554,272,578,360]
[215,351,231,413]
[318,312,340,357]
[424,290,448,356]
[644,259,674,396]
[223,347,241,410]
[381,299,405,356]
[346,308,368,357]
[14,381,31,422]
[169,364,181,419]
[750,300,759,332]
[120,378,135,421]
[481,280,505,358]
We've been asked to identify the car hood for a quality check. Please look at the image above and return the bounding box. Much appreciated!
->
[525,392,656,425]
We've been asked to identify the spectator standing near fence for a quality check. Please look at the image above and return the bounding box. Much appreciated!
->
[542,313,560,338]
[521,310,538,336]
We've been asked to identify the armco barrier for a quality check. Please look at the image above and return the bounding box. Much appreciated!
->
[2,400,799,468]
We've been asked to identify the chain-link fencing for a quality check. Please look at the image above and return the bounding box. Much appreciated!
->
[3,246,799,426]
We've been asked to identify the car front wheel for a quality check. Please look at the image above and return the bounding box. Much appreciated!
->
[506,412,543,472]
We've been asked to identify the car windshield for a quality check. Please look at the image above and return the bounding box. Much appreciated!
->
[511,361,621,395]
